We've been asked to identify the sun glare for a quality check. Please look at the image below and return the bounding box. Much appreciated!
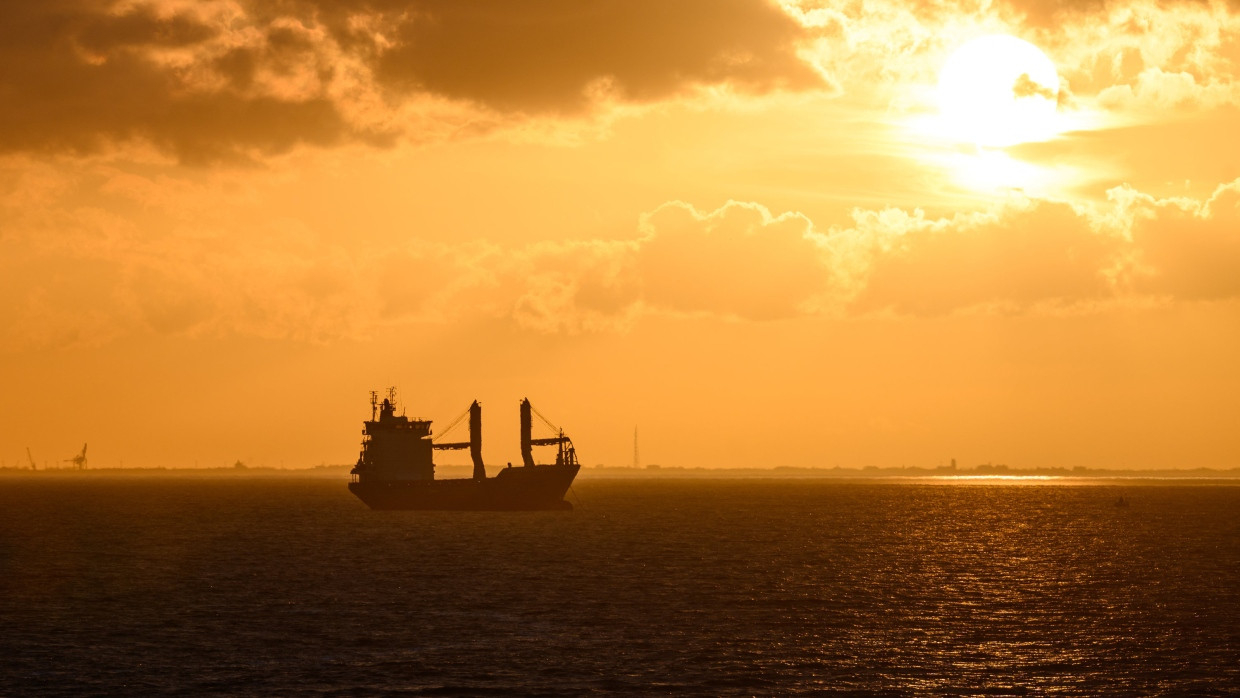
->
[938,35,1061,147]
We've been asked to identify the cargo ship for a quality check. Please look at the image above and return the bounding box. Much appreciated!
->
[348,390,580,510]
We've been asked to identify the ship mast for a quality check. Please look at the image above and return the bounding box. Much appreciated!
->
[434,398,575,470]
[521,398,578,467]
[431,400,486,479]
[469,400,483,480]
[520,398,534,467]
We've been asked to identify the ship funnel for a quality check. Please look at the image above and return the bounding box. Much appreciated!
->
[520,398,535,467]
[470,400,485,480]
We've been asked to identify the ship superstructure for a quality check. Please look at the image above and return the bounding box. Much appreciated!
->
[349,390,579,510]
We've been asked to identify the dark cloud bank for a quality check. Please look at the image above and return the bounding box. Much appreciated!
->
[0,0,818,163]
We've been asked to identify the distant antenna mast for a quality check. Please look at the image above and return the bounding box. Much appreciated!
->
[633,426,640,469]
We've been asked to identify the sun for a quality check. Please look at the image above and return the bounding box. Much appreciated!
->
[938,35,1060,148]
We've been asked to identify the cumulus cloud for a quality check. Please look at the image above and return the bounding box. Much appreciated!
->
[635,202,831,320]
[847,200,1123,315]
[1043,0,1240,115]
[1120,181,1240,300]
[1096,68,1240,111]
[0,2,351,163]
[1013,73,1057,100]
[362,201,839,334]
[841,179,1240,316]
[4,160,1240,348]
[362,0,820,112]
[0,0,824,163]
[418,201,837,333]
[0,193,839,345]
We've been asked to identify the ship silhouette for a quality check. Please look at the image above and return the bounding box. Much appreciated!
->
[348,390,580,510]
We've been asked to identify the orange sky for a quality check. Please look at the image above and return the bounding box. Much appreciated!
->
[2,0,1238,470]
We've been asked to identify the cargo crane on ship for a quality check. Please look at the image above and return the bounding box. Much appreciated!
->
[348,390,579,510]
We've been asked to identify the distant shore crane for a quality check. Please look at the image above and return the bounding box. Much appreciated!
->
[64,443,87,470]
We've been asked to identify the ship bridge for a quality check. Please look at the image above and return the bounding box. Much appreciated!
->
[353,390,434,481]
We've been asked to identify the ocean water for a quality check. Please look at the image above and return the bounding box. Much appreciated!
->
[1,478,1238,696]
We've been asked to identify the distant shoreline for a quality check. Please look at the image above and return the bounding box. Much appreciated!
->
[2,463,1238,481]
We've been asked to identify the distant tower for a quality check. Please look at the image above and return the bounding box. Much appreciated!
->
[633,426,640,469]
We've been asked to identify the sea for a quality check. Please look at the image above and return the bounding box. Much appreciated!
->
[1,478,1238,696]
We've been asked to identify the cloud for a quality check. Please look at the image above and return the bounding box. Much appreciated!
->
[4,0,1238,163]
[430,201,837,333]
[841,179,1240,316]
[995,0,1112,29]
[1096,68,1240,111]
[4,155,1240,348]
[1042,0,1240,115]
[635,201,832,320]
[366,200,838,334]
[0,0,826,163]
[1013,73,1057,100]
[0,2,353,164]
[0,188,839,344]
[502,239,641,333]
[847,200,1123,316]
[363,0,821,113]
[780,0,1240,129]
[1121,180,1240,300]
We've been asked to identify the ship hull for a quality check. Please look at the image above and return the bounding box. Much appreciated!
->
[348,463,579,511]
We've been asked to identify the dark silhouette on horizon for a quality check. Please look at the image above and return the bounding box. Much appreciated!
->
[348,390,579,511]
[64,443,88,470]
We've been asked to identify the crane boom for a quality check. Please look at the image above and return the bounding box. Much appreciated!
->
[66,443,88,469]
